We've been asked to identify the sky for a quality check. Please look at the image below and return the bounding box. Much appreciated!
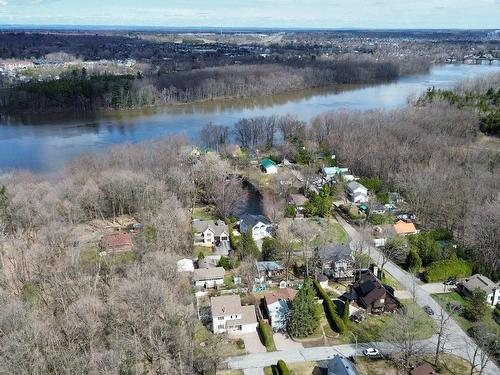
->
[0,0,499,29]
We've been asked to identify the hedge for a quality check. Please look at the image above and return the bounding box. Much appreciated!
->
[277,360,290,375]
[313,280,346,333]
[423,258,472,282]
[258,320,276,351]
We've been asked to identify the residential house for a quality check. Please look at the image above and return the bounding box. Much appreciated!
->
[458,274,500,307]
[322,167,348,181]
[393,220,418,236]
[372,224,396,247]
[239,213,273,241]
[264,288,298,331]
[410,363,441,375]
[192,267,225,289]
[99,232,133,254]
[347,182,368,203]
[193,220,230,247]
[211,295,258,334]
[260,158,278,174]
[370,202,387,215]
[351,270,400,314]
[289,193,308,214]
[315,243,355,280]
[327,354,359,375]
[256,261,285,279]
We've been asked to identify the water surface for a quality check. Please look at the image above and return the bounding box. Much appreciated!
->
[1,64,499,172]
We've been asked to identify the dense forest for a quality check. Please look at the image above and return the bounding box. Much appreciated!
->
[0,59,399,114]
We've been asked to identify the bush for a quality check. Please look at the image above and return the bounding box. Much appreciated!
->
[258,320,276,351]
[376,191,389,204]
[313,280,346,333]
[285,204,296,218]
[217,256,231,270]
[277,360,290,375]
[358,177,384,192]
[369,213,395,225]
[423,258,472,282]
[342,299,350,325]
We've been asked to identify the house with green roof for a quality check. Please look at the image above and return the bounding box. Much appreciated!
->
[260,158,278,174]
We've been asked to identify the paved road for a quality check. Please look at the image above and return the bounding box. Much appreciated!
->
[227,339,436,370]
[334,214,499,375]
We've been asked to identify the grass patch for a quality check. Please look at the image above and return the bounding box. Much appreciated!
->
[381,271,405,291]
[194,321,245,357]
[310,218,349,245]
[194,245,214,258]
[432,291,497,333]
[192,206,217,221]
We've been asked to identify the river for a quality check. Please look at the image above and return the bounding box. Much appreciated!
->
[1,64,499,173]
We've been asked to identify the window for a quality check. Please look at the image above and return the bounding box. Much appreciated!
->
[218,317,224,320]
[380,298,385,303]
[218,325,225,329]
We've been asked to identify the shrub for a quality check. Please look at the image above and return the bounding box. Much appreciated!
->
[218,256,231,270]
[277,360,290,375]
[258,320,276,351]
[369,213,395,225]
[313,280,346,333]
[342,299,350,325]
[358,177,384,192]
[423,258,472,282]
[405,248,422,273]
[285,204,296,218]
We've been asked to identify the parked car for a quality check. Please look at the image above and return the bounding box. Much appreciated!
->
[424,305,434,315]
[443,277,456,286]
[363,348,380,357]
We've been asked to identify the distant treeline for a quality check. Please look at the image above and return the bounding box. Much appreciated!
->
[0,60,399,114]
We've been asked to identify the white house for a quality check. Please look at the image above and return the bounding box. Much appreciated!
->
[211,295,258,334]
[264,288,298,332]
[346,181,368,203]
[193,220,230,247]
[260,159,278,174]
[458,274,500,307]
[239,213,272,241]
[192,267,225,288]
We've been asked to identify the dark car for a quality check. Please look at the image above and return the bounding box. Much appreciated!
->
[443,277,456,286]
[424,305,434,315]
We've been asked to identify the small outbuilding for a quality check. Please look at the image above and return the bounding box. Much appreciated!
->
[100,232,133,254]
[260,158,278,174]
[177,258,195,273]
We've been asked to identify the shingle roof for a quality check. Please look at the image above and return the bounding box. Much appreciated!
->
[327,355,359,375]
[211,295,242,317]
[100,233,133,249]
[352,271,386,306]
[316,243,353,263]
[257,261,284,273]
[347,181,367,192]
[192,267,225,281]
[226,305,257,327]
[264,288,298,306]
[394,220,417,235]
[192,220,229,237]
[461,274,498,294]
[240,213,271,227]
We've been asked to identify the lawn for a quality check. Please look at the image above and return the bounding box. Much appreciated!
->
[194,321,245,357]
[356,354,474,375]
[310,217,350,245]
[432,291,497,333]
[193,245,214,258]
[192,206,217,221]
[380,271,405,291]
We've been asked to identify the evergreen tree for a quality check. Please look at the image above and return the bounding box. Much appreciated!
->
[342,299,350,325]
[405,248,422,273]
[238,229,259,259]
[289,280,320,337]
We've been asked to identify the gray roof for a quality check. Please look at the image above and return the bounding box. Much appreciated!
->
[347,181,367,192]
[461,274,498,294]
[257,261,284,272]
[192,220,229,236]
[211,295,242,317]
[289,194,308,207]
[316,243,353,263]
[240,213,271,227]
[193,267,225,281]
[327,355,359,375]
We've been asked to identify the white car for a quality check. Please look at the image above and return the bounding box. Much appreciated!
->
[363,348,380,357]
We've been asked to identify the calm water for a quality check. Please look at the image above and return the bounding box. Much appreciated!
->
[1,64,499,173]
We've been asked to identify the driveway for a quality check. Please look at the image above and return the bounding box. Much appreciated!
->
[232,332,267,354]
[420,282,454,294]
[273,333,303,351]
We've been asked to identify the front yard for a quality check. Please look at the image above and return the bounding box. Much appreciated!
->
[432,291,498,333]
